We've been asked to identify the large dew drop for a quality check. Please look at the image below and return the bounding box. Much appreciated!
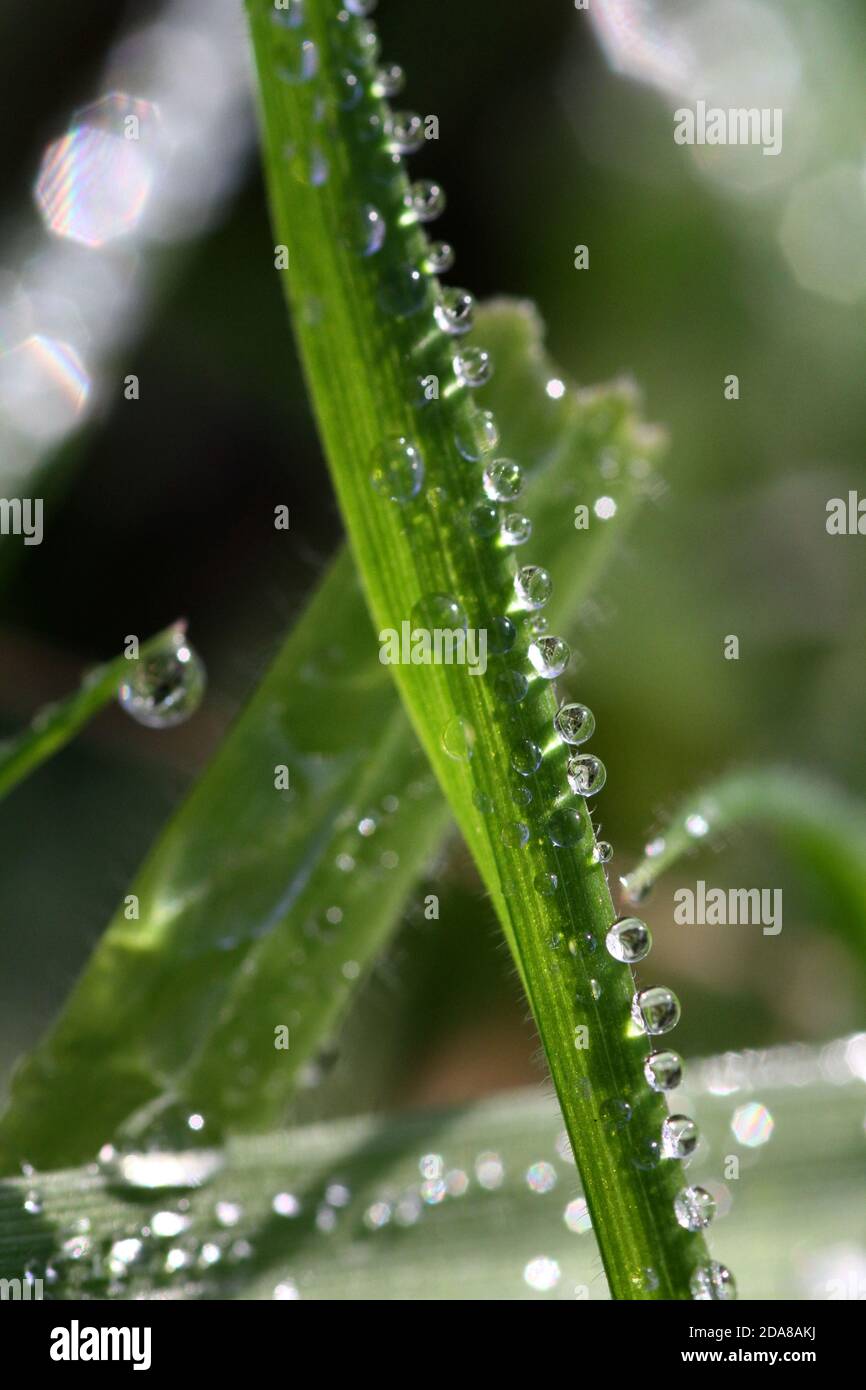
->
[632,986,680,1035]
[605,916,652,963]
[118,631,205,729]
[370,436,424,501]
[100,1100,224,1192]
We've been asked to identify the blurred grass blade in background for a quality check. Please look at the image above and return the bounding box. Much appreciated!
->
[1,1036,862,1301]
[622,767,866,981]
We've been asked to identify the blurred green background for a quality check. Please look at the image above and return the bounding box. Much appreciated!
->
[1,0,864,1125]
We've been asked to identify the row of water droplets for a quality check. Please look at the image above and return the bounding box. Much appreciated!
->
[270,0,735,1300]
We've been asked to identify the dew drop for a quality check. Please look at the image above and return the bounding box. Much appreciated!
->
[501,821,529,848]
[632,986,681,1035]
[547,807,585,848]
[674,1186,716,1232]
[345,0,377,16]
[534,871,558,896]
[500,512,532,547]
[566,754,606,797]
[118,632,206,730]
[512,739,542,775]
[644,1050,683,1092]
[454,346,492,388]
[528,635,569,679]
[493,668,528,704]
[275,38,319,84]
[372,62,404,97]
[379,257,427,318]
[455,407,498,460]
[514,565,552,611]
[553,703,595,745]
[370,435,424,501]
[469,502,499,537]
[405,179,446,223]
[434,287,474,335]
[423,240,455,276]
[630,1136,662,1171]
[591,840,613,865]
[472,788,493,815]
[442,715,475,763]
[690,1262,737,1301]
[482,458,522,502]
[486,615,516,654]
[411,592,467,630]
[661,1114,699,1160]
[342,202,385,256]
[605,916,652,964]
[385,110,424,154]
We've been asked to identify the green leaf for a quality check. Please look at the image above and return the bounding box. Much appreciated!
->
[0,298,656,1175]
[0,623,182,802]
[243,0,705,1298]
[621,766,866,977]
[0,1038,859,1300]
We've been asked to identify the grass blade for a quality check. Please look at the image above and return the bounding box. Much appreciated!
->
[621,766,866,977]
[244,0,712,1298]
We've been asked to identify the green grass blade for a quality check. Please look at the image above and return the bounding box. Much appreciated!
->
[0,622,183,801]
[621,766,866,975]
[244,0,711,1298]
[0,1036,860,1300]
